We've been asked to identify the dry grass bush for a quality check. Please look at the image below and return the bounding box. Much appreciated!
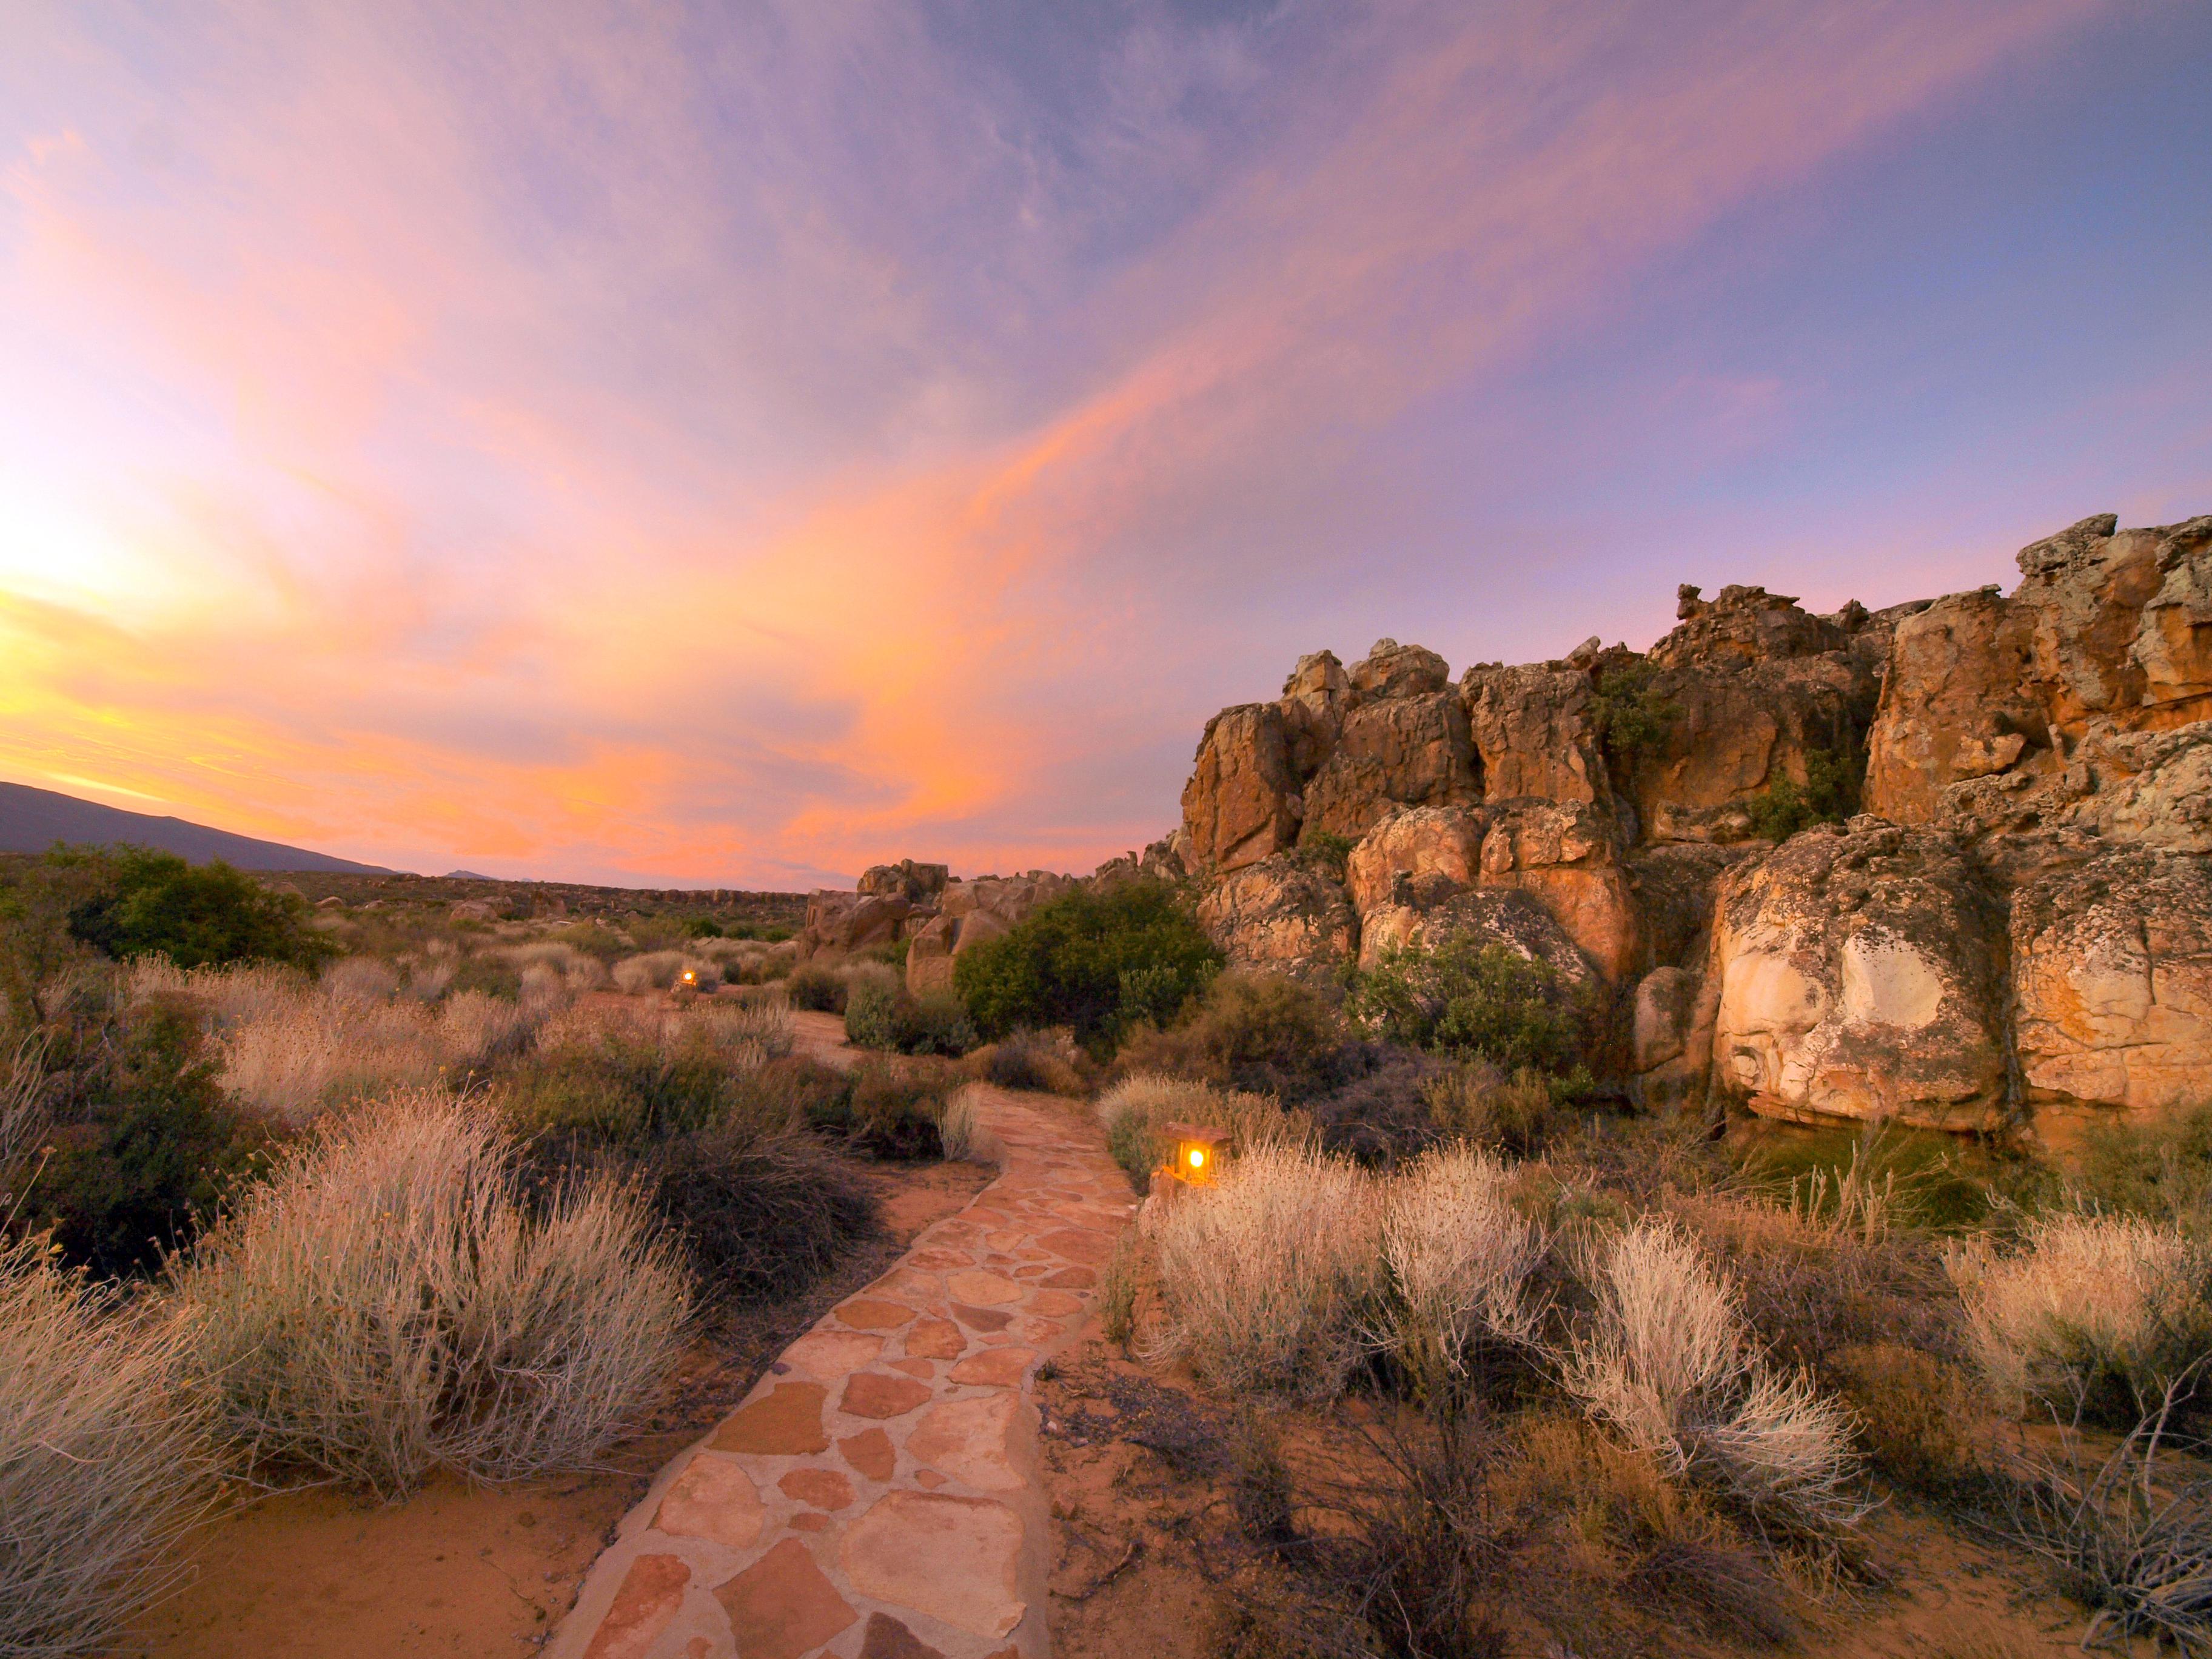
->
[176,1090,690,1496]
[936,1083,999,1164]
[0,1034,50,1205]
[1115,972,1348,1096]
[323,954,401,1002]
[0,1235,216,1657]
[635,1124,876,1307]
[1945,1212,2212,1424]
[1826,1341,1987,1493]
[1563,1217,1866,1534]
[1373,1144,1549,1396]
[968,1027,1088,1094]
[686,998,796,1061]
[785,961,844,1012]
[1423,1064,1562,1158]
[1096,1071,1315,1188]
[1149,1141,1381,1397]
[1996,1387,2212,1651]
[611,950,720,994]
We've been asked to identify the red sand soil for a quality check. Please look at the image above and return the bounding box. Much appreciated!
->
[122,1158,991,1659]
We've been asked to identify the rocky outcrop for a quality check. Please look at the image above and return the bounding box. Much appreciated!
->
[1195,856,1358,986]
[1704,825,2009,1130]
[1139,509,2212,1139]
[857,860,950,903]
[799,891,913,957]
[1460,665,1611,808]
[1181,704,1299,873]
[2011,848,2212,1119]
[1301,691,1479,842]
[904,873,1079,994]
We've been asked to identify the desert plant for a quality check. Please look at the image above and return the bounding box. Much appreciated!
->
[785,961,845,1013]
[971,1028,1087,1094]
[1591,659,1681,781]
[954,879,1221,1050]
[1945,1212,2212,1425]
[805,1059,948,1160]
[842,966,903,1050]
[2073,1105,2212,1230]
[1149,1141,1381,1396]
[1423,1062,1584,1156]
[176,1090,691,1495]
[1094,1072,1313,1188]
[936,1084,997,1164]
[0,1235,218,1657]
[0,1034,51,1208]
[633,1123,876,1304]
[1117,971,1349,1101]
[1996,1384,2212,1651]
[1373,1144,1549,1396]
[1563,1218,1865,1533]
[1744,745,1861,842]
[22,997,281,1276]
[65,847,335,971]
[1350,940,1587,1075]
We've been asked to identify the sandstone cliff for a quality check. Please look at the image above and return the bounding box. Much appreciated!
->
[1169,511,2212,1138]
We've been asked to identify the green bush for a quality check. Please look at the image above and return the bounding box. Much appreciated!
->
[1350,939,1587,1074]
[1295,830,1356,880]
[844,974,903,1050]
[1744,746,1862,841]
[498,1037,746,1145]
[786,962,845,1013]
[23,997,281,1276]
[2074,1107,2212,1230]
[445,954,523,1000]
[843,974,977,1057]
[805,1059,947,1160]
[1591,660,1681,780]
[903,990,979,1056]
[64,848,335,972]
[954,880,1221,1051]
[1117,971,1348,1099]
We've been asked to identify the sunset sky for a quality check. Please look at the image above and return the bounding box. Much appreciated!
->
[3,1,2207,889]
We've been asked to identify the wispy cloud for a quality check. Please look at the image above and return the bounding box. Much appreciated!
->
[0,0,2170,884]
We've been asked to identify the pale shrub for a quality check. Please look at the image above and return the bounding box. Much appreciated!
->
[612,950,711,994]
[217,992,441,1121]
[1565,1218,1863,1532]
[1,1036,50,1207]
[0,1236,215,1655]
[1150,1142,1381,1397]
[1945,1213,2212,1419]
[1376,1144,1547,1387]
[129,957,303,1028]
[176,1090,691,1496]
[322,955,401,1003]
[435,990,546,1073]
[937,1084,1002,1165]
[688,1000,795,1061]
[1095,1073,1313,1187]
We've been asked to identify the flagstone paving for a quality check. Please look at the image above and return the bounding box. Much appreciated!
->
[545,1036,1135,1659]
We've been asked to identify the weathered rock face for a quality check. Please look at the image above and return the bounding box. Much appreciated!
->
[1181,704,1299,872]
[2011,848,2212,1118]
[1301,692,1479,842]
[1624,843,1759,978]
[1195,856,1359,986]
[1357,886,1596,988]
[1344,799,1634,980]
[1279,651,1351,776]
[799,891,913,958]
[1630,965,1709,1109]
[856,859,950,902]
[1629,586,1880,845]
[1349,637,1450,700]
[1706,825,2009,1130]
[1863,588,2048,823]
[905,872,1079,994]
[1460,665,1611,808]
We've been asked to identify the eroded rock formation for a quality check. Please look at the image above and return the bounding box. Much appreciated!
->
[1166,509,2212,1139]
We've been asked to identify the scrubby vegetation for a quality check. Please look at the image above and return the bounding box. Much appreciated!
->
[0,856,948,1644]
[954,879,1221,1050]
[1744,743,1863,840]
[1094,964,2212,1657]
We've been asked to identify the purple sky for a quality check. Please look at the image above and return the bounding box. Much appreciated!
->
[2,0,2206,887]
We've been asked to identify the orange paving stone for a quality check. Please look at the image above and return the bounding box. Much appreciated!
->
[545,1071,1136,1659]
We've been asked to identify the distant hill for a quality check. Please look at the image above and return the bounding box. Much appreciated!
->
[0,780,395,874]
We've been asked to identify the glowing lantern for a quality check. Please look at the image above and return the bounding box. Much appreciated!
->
[1164,1122,1228,1188]
[678,968,699,990]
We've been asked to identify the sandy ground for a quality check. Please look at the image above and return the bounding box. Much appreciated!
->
[121,1157,992,1659]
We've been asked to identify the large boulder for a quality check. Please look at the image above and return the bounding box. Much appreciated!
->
[1279,650,1352,776]
[1621,585,1882,846]
[1460,663,1612,808]
[800,890,912,958]
[1301,692,1480,842]
[1349,637,1450,701]
[1863,587,2048,823]
[1705,825,2009,1130]
[1356,885,1596,989]
[1345,799,1635,981]
[1195,856,1358,986]
[1181,703,1299,872]
[2011,848,2212,1120]
[857,859,950,902]
[905,871,1078,994]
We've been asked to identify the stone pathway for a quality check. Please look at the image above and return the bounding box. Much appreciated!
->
[546,1038,1135,1659]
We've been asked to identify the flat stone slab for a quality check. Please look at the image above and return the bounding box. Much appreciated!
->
[545,1064,1135,1659]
